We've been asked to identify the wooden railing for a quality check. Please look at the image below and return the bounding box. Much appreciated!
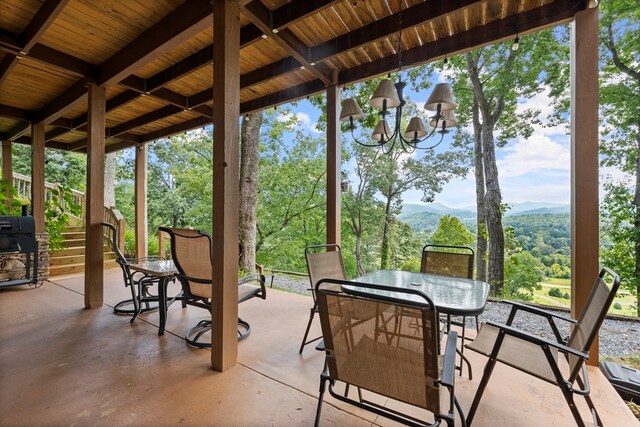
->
[8,172,126,254]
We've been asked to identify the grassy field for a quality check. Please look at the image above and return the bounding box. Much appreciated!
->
[527,279,638,317]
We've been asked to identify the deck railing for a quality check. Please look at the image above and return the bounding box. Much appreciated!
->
[9,172,125,253]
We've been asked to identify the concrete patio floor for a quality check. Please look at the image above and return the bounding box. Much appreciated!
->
[0,269,637,426]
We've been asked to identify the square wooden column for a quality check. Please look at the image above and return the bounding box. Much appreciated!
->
[84,83,106,308]
[326,78,341,247]
[31,123,45,232]
[211,0,240,372]
[135,143,148,258]
[571,6,599,363]
[2,140,13,207]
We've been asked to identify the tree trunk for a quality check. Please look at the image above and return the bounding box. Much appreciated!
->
[239,112,263,273]
[482,124,505,294]
[380,189,393,269]
[634,129,640,316]
[472,101,487,281]
[355,232,365,276]
[104,152,116,207]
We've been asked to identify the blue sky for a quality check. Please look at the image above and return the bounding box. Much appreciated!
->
[274,69,583,209]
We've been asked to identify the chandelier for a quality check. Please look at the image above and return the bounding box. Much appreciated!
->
[338,3,458,154]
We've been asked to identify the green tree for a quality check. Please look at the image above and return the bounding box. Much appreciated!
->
[430,215,474,247]
[504,251,541,301]
[598,1,640,315]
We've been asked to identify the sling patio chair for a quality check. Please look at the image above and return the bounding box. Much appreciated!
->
[465,267,620,427]
[313,278,466,427]
[103,222,168,323]
[299,244,347,354]
[159,227,267,348]
[422,244,477,376]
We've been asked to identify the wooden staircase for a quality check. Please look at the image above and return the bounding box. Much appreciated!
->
[49,223,119,276]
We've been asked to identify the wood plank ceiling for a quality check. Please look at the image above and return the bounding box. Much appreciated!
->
[0,0,588,153]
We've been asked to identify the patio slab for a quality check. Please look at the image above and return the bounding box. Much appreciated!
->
[0,272,637,426]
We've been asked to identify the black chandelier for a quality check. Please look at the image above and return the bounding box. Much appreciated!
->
[338,3,458,154]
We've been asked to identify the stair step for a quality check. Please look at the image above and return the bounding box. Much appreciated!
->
[63,226,85,233]
[50,252,116,267]
[61,239,85,248]
[50,245,110,257]
[49,259,119,276]
[62,232,85,240]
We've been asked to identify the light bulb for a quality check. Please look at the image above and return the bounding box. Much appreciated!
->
[512,36,520,51]
[443,57,450,71]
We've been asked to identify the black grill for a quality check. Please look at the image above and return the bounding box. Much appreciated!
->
[0,213,38,288]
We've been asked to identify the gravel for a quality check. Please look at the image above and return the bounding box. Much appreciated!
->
[269,274,640,358]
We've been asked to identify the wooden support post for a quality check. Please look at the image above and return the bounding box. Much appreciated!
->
[211,0,240,372]
[135,143,148,258]
[84,83,106,308]
[2,140,13,207]
[326,76,341,247]
[571,6,599,364]
[31,123,45,232]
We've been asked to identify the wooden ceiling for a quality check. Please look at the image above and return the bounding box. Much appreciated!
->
[0,0,588,153]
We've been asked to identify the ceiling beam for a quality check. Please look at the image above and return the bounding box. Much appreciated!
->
[35,78,90,124]
[98,0,212,86]
[270,0,341,31]
[0,104,33,121]
[338,0,581,86]
[309,0,481,65]
[138,116,211,143]
[240,79,325,115]
[243,1,333,85]
[0,0,70,85]
[6,122,31,141]
[109,105,183,137]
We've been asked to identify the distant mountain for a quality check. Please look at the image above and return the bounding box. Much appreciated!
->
[399,201,570,233]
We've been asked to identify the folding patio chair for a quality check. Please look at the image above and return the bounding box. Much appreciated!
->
[422,244,477,374]
[299,244,347,354]
[465,267,620,427]
[159,227,267,348]
[314,278,465,427]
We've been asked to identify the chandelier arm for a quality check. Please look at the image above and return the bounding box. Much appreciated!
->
[350,125,385,148]
[409,131,447,151]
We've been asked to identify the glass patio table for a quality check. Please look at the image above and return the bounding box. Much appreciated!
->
[128,260,179,336]
[347,269,490,316]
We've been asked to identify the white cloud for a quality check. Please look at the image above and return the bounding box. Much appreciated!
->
[515,85,567,137]
[277,111,321,134]
[497,135,570,178]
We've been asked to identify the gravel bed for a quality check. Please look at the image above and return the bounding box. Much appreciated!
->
[270,274,640,358]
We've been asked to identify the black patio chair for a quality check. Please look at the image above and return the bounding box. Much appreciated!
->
[159,227,266,348]
[103,222,164,323]
[465,267,620,427]
[314,278,466,427]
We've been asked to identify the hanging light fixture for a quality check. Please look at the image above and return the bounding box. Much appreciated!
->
[339,2,457,153]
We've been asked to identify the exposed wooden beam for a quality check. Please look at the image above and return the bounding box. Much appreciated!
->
[270,0,341,31]
[105,140,136,154]
[98,0,212,86]
[0,104,32,121]
[139,116,211,143]
[110,105,182,137]
[6,122,30,141]
[338,0,581,86]
[310,0,480,65]
[35,78,90,124]
[27,43,96,77]
[0,0,70,85]
[243,0,333,85]
[240,79,325,114]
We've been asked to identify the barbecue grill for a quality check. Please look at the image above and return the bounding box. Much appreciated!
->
[0,212,38,288]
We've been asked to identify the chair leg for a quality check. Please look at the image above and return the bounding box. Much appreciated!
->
[467,340,502,425]
[454,396,467,427]
[558,384,587,427]
[299,306,317,354]
[314,366,330,427]
[575,375,602,426]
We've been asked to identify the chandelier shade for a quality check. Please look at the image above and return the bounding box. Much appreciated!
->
[404,117,429,140]
[371,120,392,142]
[430,110,458,129]
[424,83,457,111]
[339,98,364,122]
[368,79,401,110]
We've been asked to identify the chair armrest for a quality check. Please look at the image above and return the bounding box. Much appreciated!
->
[509,302,576,324]
[238,273,267,299]
[485,321,589,359]
[440,331,458,388]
